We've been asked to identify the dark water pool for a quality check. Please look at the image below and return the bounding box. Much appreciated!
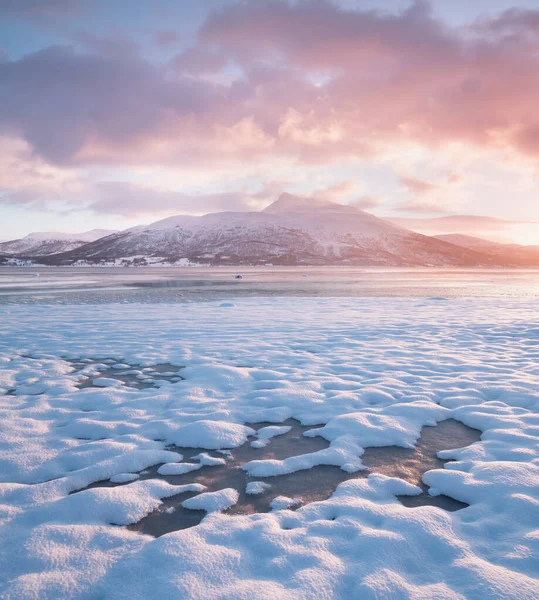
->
[67,358,185,390]
[80,418,481,537]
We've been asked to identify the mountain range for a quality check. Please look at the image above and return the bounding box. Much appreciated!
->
[1,195,537,267]
[0,229,117,257]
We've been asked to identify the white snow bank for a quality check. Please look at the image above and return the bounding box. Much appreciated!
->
[306,402,448,448]
[182,488,239,513]
[157,462,201,476]
[243,435,364,476]
[270,495,301,510]
[251,424,292,448]
[168,420,255,449]
[191,452,227,466]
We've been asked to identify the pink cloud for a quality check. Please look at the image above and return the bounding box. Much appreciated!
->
[1,0,539,170]
[388,214,539,245]
[349,196,385,210]
[400,176,438,195]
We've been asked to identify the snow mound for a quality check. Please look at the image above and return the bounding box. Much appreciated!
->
[306,406,445,448]
[243,435,364,476]
[270,495,301,510]
[182,488,239,513]
[191,452,227,466]
[168,420,255,449]
[157,462,201,476]
[250,424,291,448]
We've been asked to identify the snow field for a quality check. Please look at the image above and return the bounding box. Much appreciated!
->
[0,297,537,598]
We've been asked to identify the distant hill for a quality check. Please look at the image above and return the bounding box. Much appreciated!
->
[434,234,539,266]
[0,229,117,257]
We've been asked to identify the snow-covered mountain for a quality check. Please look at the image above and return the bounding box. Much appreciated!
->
[0,229,117,257]
[34,194,503,267]
[435,234,539,266]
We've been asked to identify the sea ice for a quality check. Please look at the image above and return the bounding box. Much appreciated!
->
[110,472,140,483]
[91,377,124,387]
[246,481,272,495]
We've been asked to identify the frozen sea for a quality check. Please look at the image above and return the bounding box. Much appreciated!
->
[0,268,538,599]
[1,266,539,303]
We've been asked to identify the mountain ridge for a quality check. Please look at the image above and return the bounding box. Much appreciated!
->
[1,195,536,267]
[1,194,507,267]
[0,229,118,257]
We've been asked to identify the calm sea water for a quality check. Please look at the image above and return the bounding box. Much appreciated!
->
[1,267,538,304]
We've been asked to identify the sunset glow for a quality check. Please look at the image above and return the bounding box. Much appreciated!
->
[1,4,539,596]
[1,0,538,244]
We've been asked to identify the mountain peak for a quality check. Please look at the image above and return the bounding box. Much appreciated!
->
[263,193,338,213]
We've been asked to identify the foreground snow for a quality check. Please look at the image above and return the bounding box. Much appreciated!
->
[0,297,538,599]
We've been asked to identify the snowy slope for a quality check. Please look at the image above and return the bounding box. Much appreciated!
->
[435,234,539,266]
[0,229,117,256]
[39,194,501,266]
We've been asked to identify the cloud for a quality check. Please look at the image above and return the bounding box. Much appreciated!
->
[86,182,263,217]
[394,198,453,214]
[311,180,359,201]
[198,0,539,161]
[311,181,387,211]
[400,176,438,195]
[0,0,80,16]
[170,47,228,75]
[395,172,464,214]
[388,215,539,244]
[155,30,182,47]
[0,45,223,164]
[1,0,539,170]
[349,196,385,210]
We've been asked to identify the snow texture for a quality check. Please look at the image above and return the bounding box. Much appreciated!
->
[0,297,538,599]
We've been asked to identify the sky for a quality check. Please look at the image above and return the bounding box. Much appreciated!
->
[1,0,539,244]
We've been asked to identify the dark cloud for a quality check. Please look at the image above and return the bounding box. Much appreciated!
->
[0,45,221,164]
